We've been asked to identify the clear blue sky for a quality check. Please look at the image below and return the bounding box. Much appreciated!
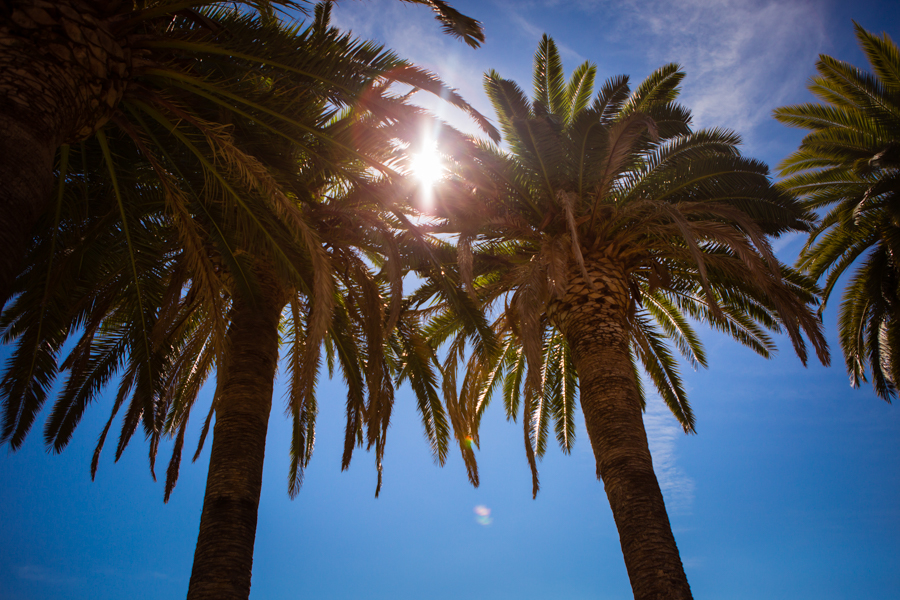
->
[2,1,899,599]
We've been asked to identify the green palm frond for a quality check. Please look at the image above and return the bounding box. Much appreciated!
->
[640,290,706,370]
[284,297,318,498]
[631,312,694,433]
[853,23,900,92]
[545,331,577,453]
[533,35,566,119]
[393,316,450,465]
[395,0,485,48]
[592,74,631,124]
[565,61,597,126]
[775,23,899,401]
[622,63,685,115]
[484,71,533,140]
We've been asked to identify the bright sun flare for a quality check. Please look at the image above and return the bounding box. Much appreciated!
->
[409,144,444,188]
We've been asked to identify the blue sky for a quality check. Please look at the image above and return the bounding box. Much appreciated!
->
[2,1,899,599]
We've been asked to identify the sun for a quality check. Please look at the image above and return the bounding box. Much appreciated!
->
[409,142,445,188]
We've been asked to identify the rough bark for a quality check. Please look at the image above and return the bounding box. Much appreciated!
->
[0,0,129,305]
[0,112,55,309]
[1,1,130,144]
[187,266,288,600]
[551,254,693,600]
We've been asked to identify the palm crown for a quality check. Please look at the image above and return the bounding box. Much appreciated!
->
[1,7,482,598]
[435,35,828,471]
[0,0,494,311]
[425,35,829,600]
[1,4,458,460]
[774,24,900,401]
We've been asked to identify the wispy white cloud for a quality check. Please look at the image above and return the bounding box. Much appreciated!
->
[571,390,694,514]
[328,1,499,135]
[771,230,805,259]
[644,394,695,515]
[503,8,587,64]
[15,564,82,586]
[493,0,825,161]
[501,0,827,168]
[681,555,705,570]
[577,0,828,155]
[92,565,174,581]
[328,0,827,162]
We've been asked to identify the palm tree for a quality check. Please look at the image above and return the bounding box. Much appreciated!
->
[1,97,453,600]
[1,7,488,599]
[424,35,830,600]
[0,0,488,310]
[183,105,464,600]
[0,2,486,449]
[774,24,900,401]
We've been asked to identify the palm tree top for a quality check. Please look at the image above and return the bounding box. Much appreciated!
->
[0,5,474,490]
[424,33,828,493]
[774,23,900,401]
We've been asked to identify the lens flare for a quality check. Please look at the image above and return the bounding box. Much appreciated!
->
[473,505,492,525]
[409,142,444,188]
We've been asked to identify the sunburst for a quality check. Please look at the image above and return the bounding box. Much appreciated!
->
[409,142,444,188]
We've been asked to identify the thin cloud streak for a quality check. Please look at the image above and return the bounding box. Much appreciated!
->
[571,391,695,514]
[329,1,499,136]
[333,0,829,161]
[503,8,587,63]
[591,0,827,155]
[644,393,696,515]
[15,564,82,586]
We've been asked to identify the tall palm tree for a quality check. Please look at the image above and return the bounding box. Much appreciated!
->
[0,97,453,600]
[1,7,487,599]
[0,2,486,450]
[182,97,468,600]
[774,24,900,401]
[424,36,830,600]
[0,0,488,310]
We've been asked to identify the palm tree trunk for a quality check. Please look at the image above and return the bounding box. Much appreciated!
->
[0,1,128,306]
[553,256,692,600]
[0,112,55,309]
[187,266,287,600]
